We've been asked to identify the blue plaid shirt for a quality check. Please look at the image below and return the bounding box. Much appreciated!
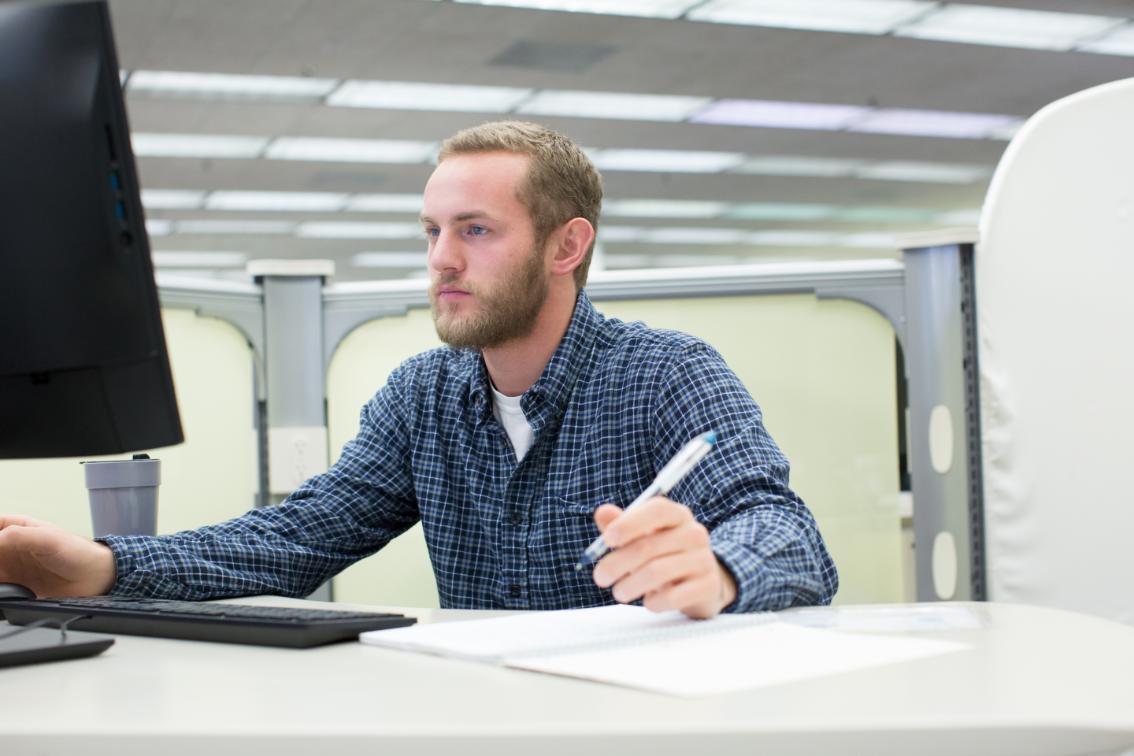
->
[104,292,837,612]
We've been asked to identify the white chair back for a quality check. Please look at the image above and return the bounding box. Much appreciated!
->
[978,77,1134,623]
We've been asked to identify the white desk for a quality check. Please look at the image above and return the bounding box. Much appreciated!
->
[3,601,1133,756]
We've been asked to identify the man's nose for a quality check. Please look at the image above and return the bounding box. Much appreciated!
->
[428,230,463,272]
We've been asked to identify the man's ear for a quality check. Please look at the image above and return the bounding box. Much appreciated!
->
[548,218,595,278]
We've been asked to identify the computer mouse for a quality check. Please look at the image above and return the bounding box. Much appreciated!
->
[0,583,36,600]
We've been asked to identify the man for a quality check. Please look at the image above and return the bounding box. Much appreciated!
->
[0,121,837,619]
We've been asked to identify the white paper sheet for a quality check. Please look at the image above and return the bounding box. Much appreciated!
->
[361,605,968,696]
[514,621,965,696]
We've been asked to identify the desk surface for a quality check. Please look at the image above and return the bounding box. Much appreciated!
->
[2,600,1133,756]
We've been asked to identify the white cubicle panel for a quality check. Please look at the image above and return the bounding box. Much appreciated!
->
[326,294,903,608]
[977,77,1134,623]
[0,309,258,537]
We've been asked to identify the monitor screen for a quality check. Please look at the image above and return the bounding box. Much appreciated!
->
[0,0,183,458]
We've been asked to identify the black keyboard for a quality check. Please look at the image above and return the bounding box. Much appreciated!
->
[0,596,415,648]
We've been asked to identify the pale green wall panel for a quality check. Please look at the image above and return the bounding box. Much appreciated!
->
[600,296,902,606]
[0,309,257,538]
[328,309,442,607]
[327,296,903,607]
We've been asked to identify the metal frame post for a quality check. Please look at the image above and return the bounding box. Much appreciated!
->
[251,260,336,601]
[899,233,984,601]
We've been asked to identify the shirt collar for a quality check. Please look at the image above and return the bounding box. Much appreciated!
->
[467,290,600,425]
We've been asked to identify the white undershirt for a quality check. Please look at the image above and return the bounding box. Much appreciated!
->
[490,385,534,461]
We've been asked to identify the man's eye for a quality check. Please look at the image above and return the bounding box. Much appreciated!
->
[424,227,439,239]
[467,225,488,237]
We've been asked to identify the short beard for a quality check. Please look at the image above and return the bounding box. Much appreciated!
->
[429,246,548,350]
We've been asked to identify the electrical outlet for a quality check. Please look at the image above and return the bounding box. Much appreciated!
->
[268,426,329,494]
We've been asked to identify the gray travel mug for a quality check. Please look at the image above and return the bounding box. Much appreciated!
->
[83,454,161,537]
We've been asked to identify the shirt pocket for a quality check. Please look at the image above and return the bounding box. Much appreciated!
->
[530,482,639,562]
[529,495,601,559]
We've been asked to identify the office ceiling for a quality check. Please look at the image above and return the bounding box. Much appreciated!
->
[105,0,1134,283]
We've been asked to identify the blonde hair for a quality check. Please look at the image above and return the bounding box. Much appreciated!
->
[438,121,602,289]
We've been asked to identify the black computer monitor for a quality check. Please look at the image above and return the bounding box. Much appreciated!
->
[0,0,183,458]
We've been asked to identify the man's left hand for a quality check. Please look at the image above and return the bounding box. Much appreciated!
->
[591,498,736,619]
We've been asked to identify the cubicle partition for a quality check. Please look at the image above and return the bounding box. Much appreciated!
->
[2,245,983,609]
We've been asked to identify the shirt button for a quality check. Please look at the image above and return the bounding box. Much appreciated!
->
[508,584,521,599]
[509,512,523,526]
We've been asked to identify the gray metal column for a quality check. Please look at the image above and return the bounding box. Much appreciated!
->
[250,260,336,601]
[899,231,984,602]
[156,276,266,510]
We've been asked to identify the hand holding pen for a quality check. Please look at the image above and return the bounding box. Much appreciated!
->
[576,431,716,571]
[578,431,735,619]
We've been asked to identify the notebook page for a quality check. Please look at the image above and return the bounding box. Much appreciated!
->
[511,622,967,696]
[359,604,773,662]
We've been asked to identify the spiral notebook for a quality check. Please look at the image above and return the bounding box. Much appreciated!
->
[359,604,966,696]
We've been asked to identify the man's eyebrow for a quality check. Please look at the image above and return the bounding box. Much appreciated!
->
[419,211,492,225]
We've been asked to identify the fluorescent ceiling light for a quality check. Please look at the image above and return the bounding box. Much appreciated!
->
[131,133,268,159]
[265,137,437,164]
[1077,23,1134,56]
[598,226,648,242]
[895,5,1124,51]
[748,231,842,246]
[604,254,653,268]
[206,191,348,212]
[604,200,728,218]
[692,99,871,130]
[734,156,865,177]
[345,194,425,213]
[421,2,1129,58]
[517,90,711,122]
[156,269,252,283]
[688,0,934,34]
[145,219,173,236]
[935,209,982,225]
[151,251,248,268]
[140,189,206,209]
[352,252,428,268]
[127,70,338,101]
[297,222,424,239]
[452,0,698,19]
[834,207,939,223]
[327,80,532,112]
[644,228,750,244]
[849,109,1024,139]
[591,149,745,173]
[653,254,746,266]
[853,161,991,183]
[986,121,1023,141]
[175,220,296,235]
[725,203,836,221]
[837,233,897,248]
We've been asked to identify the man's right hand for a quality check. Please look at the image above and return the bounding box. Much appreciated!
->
[0,515,116,598]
